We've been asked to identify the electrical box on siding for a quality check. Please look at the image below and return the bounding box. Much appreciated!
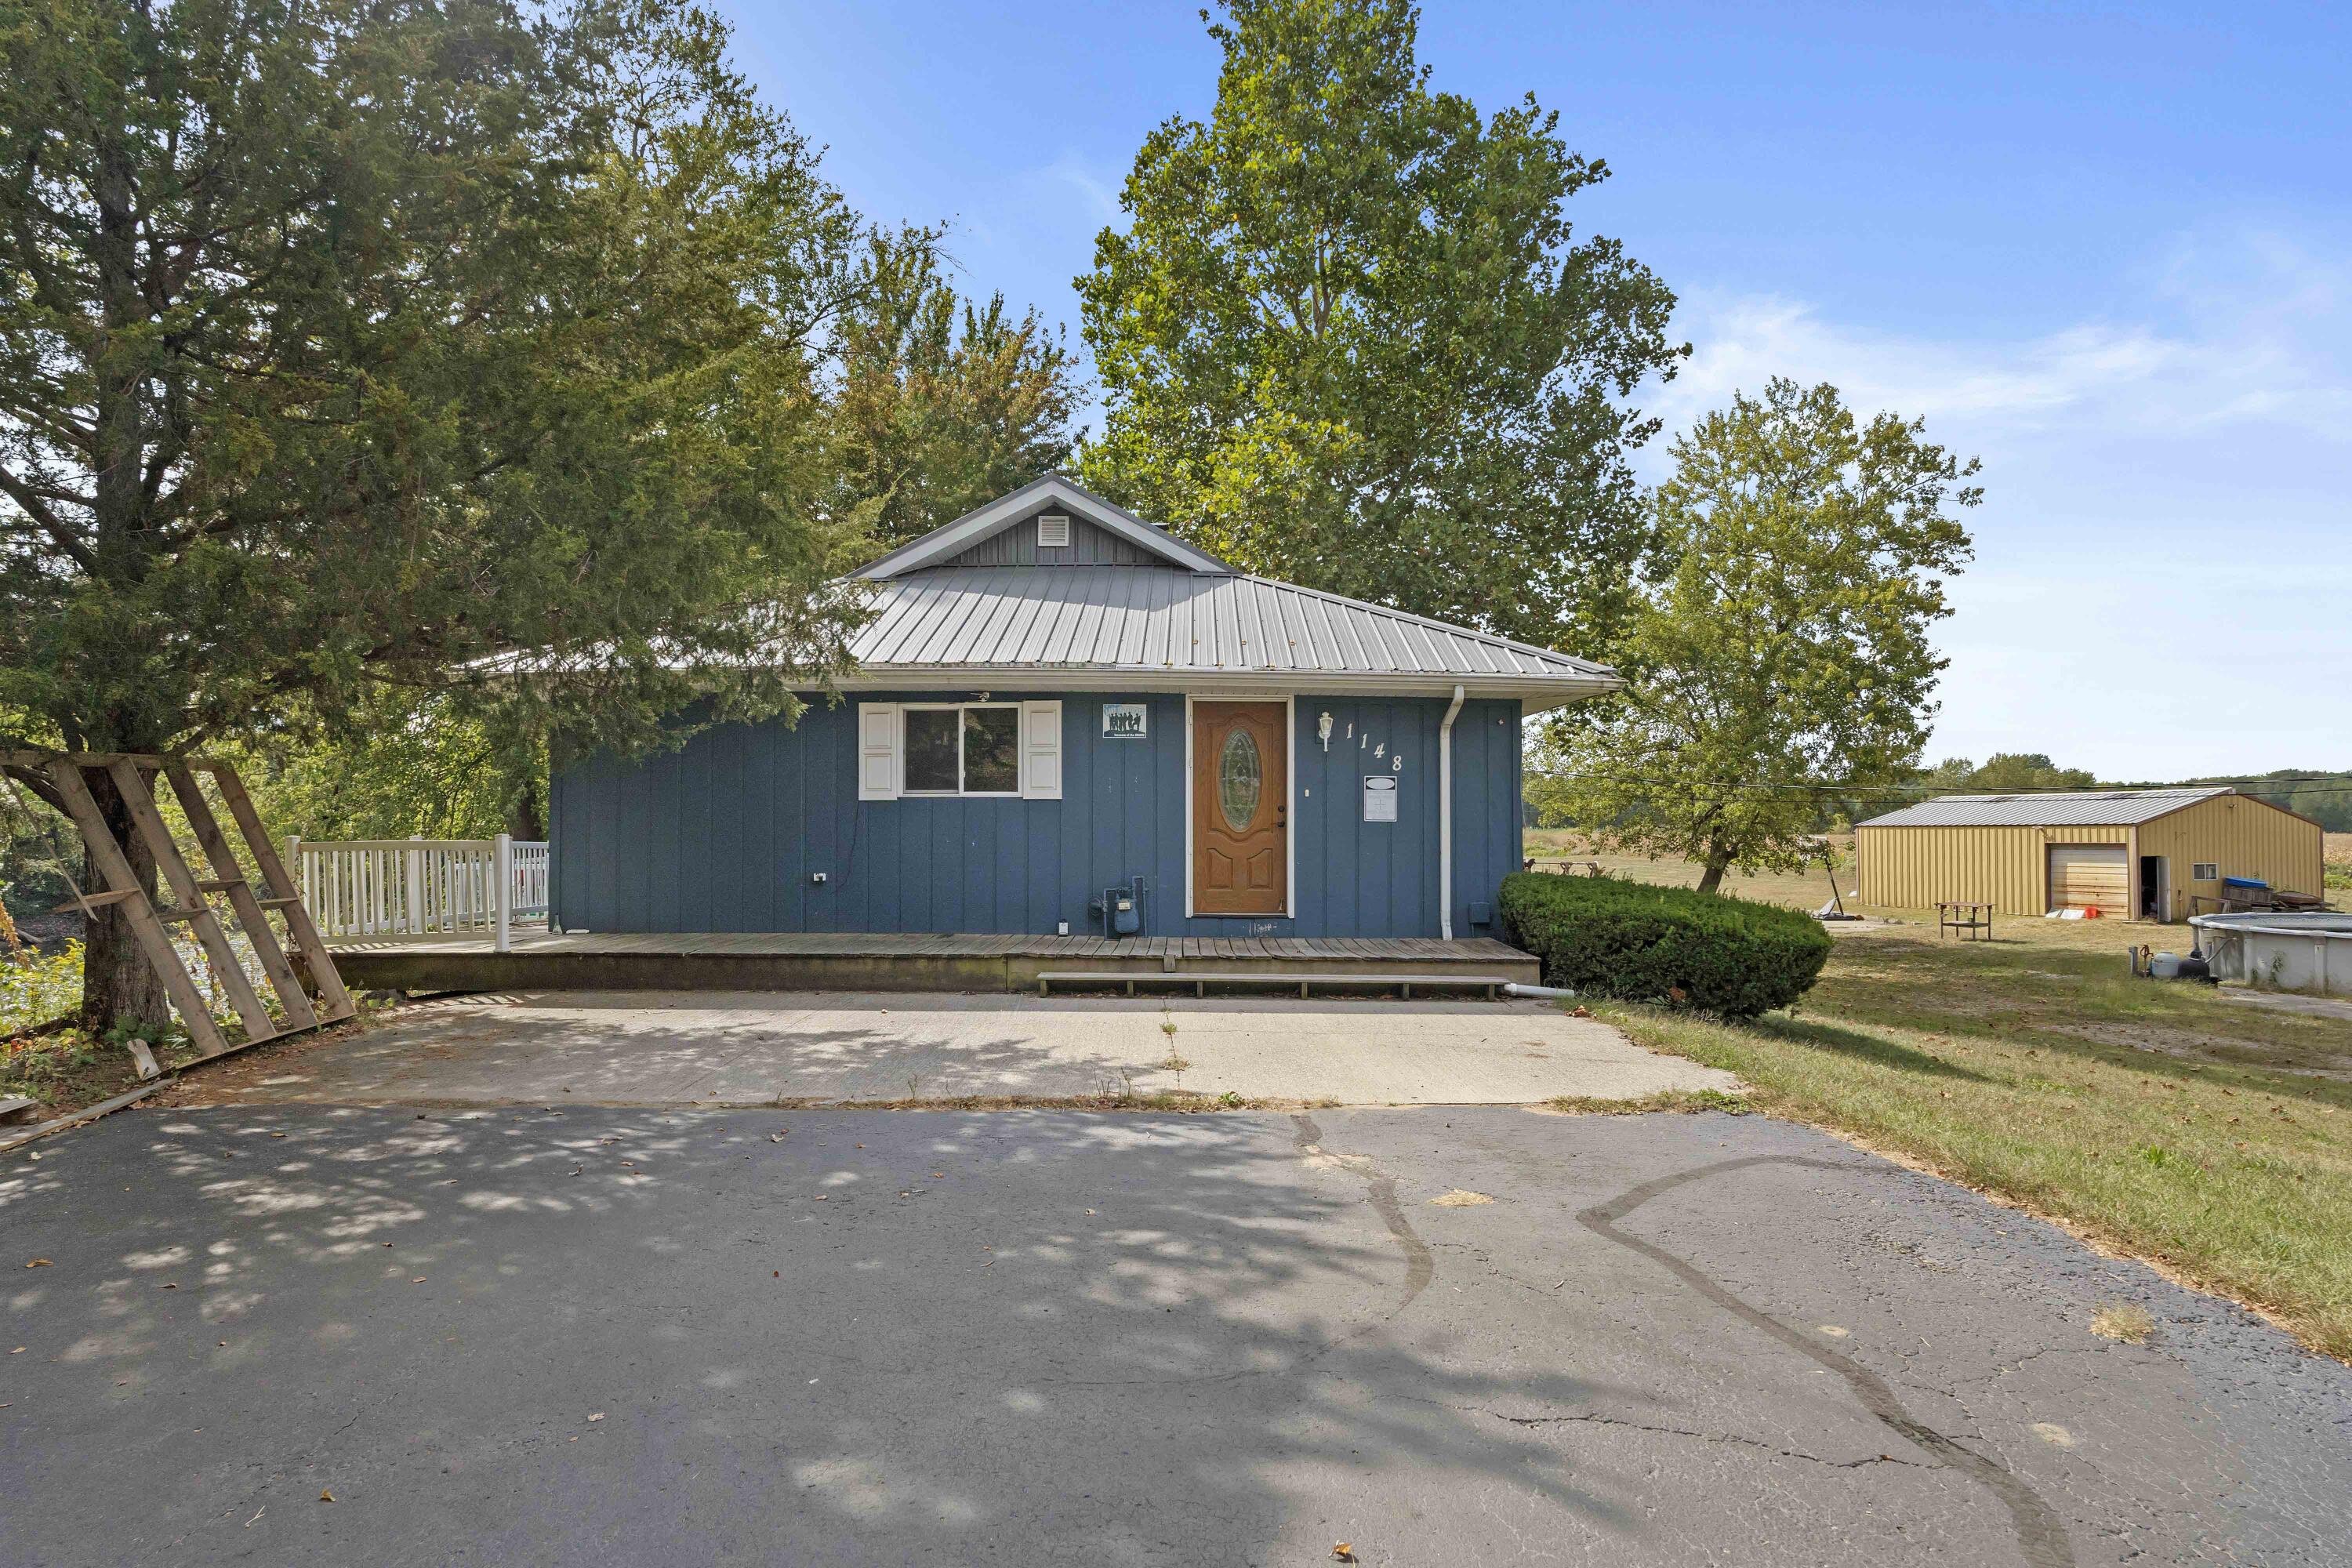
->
[1363,775,1398,823]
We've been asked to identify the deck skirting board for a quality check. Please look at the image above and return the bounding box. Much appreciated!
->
[330,932,1541,993]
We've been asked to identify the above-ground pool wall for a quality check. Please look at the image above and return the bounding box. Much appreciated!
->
[550,692,1523,940]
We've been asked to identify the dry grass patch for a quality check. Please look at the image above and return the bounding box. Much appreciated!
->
[1542,1087,1751,1116]
[2091,1303,2157,1344]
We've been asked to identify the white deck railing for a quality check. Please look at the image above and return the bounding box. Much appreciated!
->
[287,835,549,951]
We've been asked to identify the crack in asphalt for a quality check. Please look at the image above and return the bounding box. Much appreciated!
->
[1476,1407,1936,1470]
[1577,1153,2078,1568]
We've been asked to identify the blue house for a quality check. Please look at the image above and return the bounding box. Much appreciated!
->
[550,476,1619,942]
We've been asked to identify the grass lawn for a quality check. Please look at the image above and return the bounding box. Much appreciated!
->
[1524,835,2352,1361]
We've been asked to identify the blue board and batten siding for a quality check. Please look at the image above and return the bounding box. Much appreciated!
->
[550,693,1523,939]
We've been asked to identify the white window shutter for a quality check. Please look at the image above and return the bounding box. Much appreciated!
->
[1021,701,1062,800]
[858,702,901,800]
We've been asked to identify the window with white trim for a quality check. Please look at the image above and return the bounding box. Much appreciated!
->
[858,699,1059,800]
[902,703,1022,796]
[2191,862,2219,882]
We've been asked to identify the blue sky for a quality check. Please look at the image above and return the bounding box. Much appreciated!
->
[724,1,2350,780]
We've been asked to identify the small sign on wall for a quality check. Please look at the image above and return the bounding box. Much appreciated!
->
[1363,774,1398,823]
[1102,702,1148,739]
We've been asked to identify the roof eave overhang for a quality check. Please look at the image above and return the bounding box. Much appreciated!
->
[813,665,1621,711]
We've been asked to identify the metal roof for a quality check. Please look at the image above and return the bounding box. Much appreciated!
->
[1858,786,2235,829]
[839,565,1620,702]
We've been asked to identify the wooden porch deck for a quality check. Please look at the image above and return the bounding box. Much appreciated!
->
[329,931,1541,994]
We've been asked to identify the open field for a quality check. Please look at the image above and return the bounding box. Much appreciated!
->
[2328,831,2351,889]
[1523,837,2352,1359]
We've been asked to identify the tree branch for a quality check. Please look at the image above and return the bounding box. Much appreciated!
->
[0,470,96,572]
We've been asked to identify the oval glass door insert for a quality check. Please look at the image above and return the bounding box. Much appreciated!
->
[1218,728,1263,832]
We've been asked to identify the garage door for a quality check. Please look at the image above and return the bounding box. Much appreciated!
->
[2047,844,2127,913]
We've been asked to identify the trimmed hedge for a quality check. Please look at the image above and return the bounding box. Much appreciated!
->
[1498,872,1832,1019]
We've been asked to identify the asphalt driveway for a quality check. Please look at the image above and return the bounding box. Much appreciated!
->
[4,1105,2345,1566]
[166,991,1735,1108]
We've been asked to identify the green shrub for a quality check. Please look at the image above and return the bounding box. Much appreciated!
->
[2,938,83,1036]
[1498,872,1832,1019]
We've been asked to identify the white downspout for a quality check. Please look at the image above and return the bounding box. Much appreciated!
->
[1439,683,1465,940]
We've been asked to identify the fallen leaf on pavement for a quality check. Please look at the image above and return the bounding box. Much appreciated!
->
[25,1259,50,1268]
[586,1413,604,1422]
[1334,1544,1356,1562]
[319,1490,335,1503]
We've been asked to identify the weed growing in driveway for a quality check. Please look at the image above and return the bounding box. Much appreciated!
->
[1159,1011,1188,1072]
[2092,1303,2156,1344]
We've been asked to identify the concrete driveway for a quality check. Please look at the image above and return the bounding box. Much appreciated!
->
[3,1105,2345,1566]
[170,991,1736,1108]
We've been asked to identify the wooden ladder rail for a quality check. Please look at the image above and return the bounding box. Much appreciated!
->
[198,760,354,1023]
[103,758,279,1045]
[162,761,321,1033]
[34,758,230,1065]
[4,750,358,1080]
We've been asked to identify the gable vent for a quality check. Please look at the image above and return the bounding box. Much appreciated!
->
[1036,512,1071,549]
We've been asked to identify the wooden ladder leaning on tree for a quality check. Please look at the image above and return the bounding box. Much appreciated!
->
[0,752,354,1079]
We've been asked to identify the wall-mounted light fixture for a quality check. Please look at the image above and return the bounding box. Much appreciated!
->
[1317,711,1334,751]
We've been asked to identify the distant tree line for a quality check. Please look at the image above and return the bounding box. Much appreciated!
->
[1527,753,2352,845]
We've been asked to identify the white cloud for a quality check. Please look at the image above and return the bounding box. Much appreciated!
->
[1640,228,2352,779]
[1039,152,1123,225]
[1649,236,2352,453]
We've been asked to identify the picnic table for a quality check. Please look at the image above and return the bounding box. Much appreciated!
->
[1936,901,1994,941]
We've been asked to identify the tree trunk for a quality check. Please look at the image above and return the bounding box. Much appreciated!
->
[78,768,172,1032]
[508,774,546,842]
[1693,853,1731,897]
[72,122,172,1034]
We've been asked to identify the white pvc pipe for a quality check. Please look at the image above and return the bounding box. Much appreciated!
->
[1504,982,1578,1000]
[1439,683,1465,939]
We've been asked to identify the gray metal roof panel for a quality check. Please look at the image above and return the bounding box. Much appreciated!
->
[841,565,1616,687]
[1858,786,2235,829]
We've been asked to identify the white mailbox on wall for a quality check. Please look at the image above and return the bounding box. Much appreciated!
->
[1363,775,1398,823]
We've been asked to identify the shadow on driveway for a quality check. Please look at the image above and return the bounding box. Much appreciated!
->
[4,1105,2347,1564]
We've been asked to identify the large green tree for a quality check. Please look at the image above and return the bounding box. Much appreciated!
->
[0,0,873,1027]
[829,229,1081,555]
[1944,753,2098,794]
[1076,0,1683,651]
[1533,378,1980,894]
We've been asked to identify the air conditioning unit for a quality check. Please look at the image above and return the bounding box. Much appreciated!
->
[1036,512,1071,548]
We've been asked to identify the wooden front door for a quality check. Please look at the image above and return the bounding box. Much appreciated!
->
[1192,701,1287,915]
